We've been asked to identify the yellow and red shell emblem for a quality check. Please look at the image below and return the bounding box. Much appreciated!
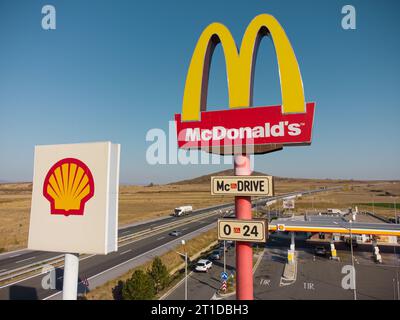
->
[43,158,95,216]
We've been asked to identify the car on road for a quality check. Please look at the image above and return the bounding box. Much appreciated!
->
[195,259,212,272]
[314,246,327,256]
[219,245,228,252]
[345,238,358,247]
[209,250,221,260]
[169,230,182,237]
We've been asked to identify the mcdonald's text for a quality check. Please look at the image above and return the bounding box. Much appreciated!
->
[176,103,315,149]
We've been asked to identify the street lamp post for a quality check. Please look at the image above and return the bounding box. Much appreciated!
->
[394,197,399,300]
[183,240,188,301]
[176,239,188,300]
[372,195,375,214]
[334,220,357,300]
[349,220,357,301]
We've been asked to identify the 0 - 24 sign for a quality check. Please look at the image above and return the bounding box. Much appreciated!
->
[218,218,267,243]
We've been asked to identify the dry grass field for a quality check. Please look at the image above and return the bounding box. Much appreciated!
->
[0,171,398,253]
[287,181,400,219]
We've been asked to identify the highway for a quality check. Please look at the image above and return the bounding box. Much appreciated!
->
[269,217,400,236]
[0,210,222,299]
[0,202,235,277]
[0,186,339,300]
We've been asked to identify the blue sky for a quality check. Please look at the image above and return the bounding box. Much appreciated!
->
[0,0,399,184]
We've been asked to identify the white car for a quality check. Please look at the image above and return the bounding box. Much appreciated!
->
[195,259,212,272]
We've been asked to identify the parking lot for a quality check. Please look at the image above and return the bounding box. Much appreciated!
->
[162,234,400,300]
[163,242,237,300]
[251,239,400,300]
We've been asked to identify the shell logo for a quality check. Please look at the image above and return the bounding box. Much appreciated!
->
[43,158,95,216]
[277,224,286,232]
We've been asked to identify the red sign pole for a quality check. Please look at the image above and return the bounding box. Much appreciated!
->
[234,154,253,300]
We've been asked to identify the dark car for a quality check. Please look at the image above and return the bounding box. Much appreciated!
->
[314,246,327,256]
[209,250,222,260]
[345,238,358,247]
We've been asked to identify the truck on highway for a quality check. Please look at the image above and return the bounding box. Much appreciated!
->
[327,208,342,215]
[173,205,193,217]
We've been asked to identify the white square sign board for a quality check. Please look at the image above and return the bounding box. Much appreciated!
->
[28,141,120,255]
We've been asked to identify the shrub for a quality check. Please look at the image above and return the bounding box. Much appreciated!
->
[148,256,170,292]
[122,270,156,300]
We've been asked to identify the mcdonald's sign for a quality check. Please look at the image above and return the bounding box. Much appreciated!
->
[175,14,315,155]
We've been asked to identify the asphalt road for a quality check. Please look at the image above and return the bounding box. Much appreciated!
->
[0,187,334,274]
[0,187,338,300]
[0,203,234,272]
[0,210,224,300]
[163,234,400,300]
[163,243,237,300]
[249,238,400,300]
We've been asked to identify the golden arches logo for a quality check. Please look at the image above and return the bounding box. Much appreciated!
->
[182,14,305,121]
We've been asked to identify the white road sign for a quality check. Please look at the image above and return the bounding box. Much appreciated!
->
[283,198,295,209]
[211,176,274,196]
[218,218,267,243]
[28,141,120,255]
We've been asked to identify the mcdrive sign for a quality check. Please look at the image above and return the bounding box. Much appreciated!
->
[175,14,315,154]
[211,176,273,196]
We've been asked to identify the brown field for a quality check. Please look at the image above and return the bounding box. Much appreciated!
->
[286,181,400,219]
[0,171,398,252]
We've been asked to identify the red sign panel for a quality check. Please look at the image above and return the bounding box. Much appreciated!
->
[175,103,315,149]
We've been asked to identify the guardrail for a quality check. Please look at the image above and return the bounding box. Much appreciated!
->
[0,207,229,285]
[0,186,341,286]
[364,211,392,224]
[118,209,227,243]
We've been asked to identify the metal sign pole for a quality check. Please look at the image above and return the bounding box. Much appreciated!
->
[62,253,79,300]
[234,154,253,300]
[223,240,226,274]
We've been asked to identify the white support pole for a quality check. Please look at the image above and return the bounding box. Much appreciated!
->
[290,232,295,251]
[63,253,79,300]
[349,222,357,300]
[185,252,188,301]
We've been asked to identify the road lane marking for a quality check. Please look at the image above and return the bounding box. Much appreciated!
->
[15,256,36,264]
[4,188,333,298]
[182,227,188,231]
[9,254,21,258]
[0,248,31,258]
[119,250,132,255]
[157,236,166,241]
[159,271,195,300]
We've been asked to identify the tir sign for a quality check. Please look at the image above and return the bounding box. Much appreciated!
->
[211,176,273,196]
